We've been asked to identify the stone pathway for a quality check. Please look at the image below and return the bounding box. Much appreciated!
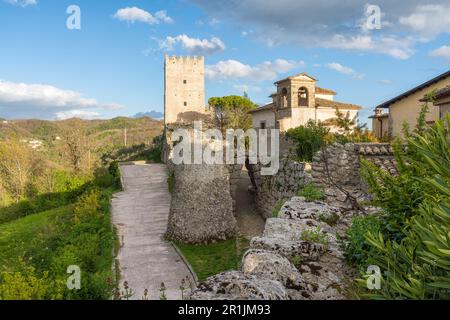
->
[112,163,194,300]
[235,169,265,239]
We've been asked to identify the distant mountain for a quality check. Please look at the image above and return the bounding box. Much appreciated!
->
[133,111,163,120]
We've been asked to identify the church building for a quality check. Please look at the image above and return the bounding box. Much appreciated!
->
[249,73,362,132]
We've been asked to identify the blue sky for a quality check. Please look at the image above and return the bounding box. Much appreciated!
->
[1,0,449,125]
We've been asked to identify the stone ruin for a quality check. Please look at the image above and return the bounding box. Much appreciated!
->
[163,122,242,244]
[188,141,395,300]
[190,196,376,300]
[311,142,398,205]
[165,163,238,244]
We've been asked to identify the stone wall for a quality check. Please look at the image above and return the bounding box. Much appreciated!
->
[190,196,367,300]
[165,163,238,244]
[311,142,397,203]
[250,158,311,219]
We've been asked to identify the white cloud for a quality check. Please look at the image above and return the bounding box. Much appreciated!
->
[4,0,36,7]
[154,10,174,24]
[429,45,450,61]
[205,59,305,81]
[0,80,123,119]
[191,0,450,60]
[158,34,226,55]
[326,63,354,75]
[324,35,415,60]
[55,110,100,120]
[326,63,364,80]
[114,7,173,25]
[399,5,450,37]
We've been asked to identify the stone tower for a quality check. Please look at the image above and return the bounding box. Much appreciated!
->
[164,54,206,125]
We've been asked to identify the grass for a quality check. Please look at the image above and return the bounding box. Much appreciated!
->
[0,184,119,299]
[300,227,329,247]
[175,238,250,282]
[272,199,285,218]
[0,206,71,268]
[298,183,326,202]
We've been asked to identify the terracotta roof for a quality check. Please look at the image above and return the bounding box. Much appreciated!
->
[315,98,363,110]
[377,70,450,109]
[435,85,450,100]
[316,87,337,95]
[248,103,275,114]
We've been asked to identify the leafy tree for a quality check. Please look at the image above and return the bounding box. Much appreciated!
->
[59,121,91,173]
[286,120,330,162]
[0,140,41,202]
[325,108,357,135]
[208,95,257,133]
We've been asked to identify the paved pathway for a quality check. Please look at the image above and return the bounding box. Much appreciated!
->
[235,169,265,239]
[112,163,194,300]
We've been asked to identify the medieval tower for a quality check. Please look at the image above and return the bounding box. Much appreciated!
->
[164,55,206,125]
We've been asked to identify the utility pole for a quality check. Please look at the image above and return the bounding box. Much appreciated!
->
[124,127,127,147]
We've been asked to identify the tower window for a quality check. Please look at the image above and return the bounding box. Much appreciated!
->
[260,121,266,129]
[183,80,187,84]
[281,88,288,108]
[184,102,187,106]
[298,87,309,106]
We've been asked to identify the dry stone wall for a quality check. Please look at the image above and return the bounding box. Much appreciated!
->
[250,158,311,219]
[312,143,397,203]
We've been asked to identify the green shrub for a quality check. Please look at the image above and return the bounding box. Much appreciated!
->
[272,199,285,218]
[343,215,381,267]
[167,171,175,193]
[355,114,450,299]
[298,183,326,202]
[286,120,330,162]
[0,259,64,300]
[300,227,329,247]
[73,189,102,224]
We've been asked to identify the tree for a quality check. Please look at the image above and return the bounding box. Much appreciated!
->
[286,120,330,162]
[208,95,257,133]
[325,108,357,135]
[59,120,91,173]
[0,140,40,202]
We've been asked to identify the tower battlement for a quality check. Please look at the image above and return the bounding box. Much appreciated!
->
[165,54,205,65]
[164,54,206,125]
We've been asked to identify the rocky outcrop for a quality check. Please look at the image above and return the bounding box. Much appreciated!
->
[165,164,238,244]
[190,271,289,300]
[242,249,306,290]
[190,197,363,300]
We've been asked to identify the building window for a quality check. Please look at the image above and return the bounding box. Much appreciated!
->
[184,102,187,107]
[281,88,288,108]
[298,87,308,106]
[260,121,266,129]
[183,80,187,84]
